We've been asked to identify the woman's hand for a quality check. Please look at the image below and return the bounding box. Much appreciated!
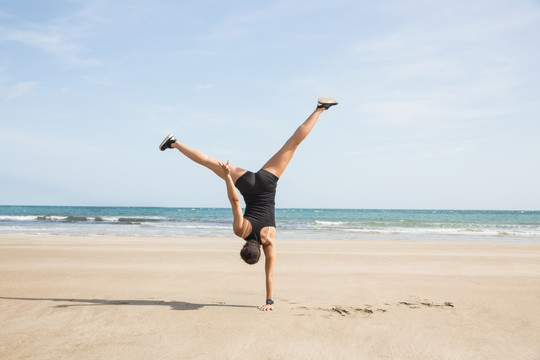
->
[258,303,273,311]
[218,160,231,178]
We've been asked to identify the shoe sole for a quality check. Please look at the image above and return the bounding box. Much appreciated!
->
[318,97,339,108]
[159,134,175,151]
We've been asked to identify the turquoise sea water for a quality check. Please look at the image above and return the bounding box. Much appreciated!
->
[1,206,539,242]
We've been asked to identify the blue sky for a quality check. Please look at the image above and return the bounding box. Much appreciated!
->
[1,0,539,210]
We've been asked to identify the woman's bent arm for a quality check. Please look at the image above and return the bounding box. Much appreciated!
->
[219,161,245,237]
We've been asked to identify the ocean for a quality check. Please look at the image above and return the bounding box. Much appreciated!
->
[1,205,539,242]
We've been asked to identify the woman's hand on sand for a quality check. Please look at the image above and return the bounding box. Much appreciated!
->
[258,304,273,311]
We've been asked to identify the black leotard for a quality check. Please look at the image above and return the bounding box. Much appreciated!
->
[234,169,279,244]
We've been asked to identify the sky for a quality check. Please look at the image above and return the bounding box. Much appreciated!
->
[1,0,539,210]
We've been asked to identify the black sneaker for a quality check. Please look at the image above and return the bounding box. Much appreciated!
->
[317,97,339,109]
[159,134,177,151]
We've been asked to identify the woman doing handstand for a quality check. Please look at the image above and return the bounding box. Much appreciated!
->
[159,97,338,311]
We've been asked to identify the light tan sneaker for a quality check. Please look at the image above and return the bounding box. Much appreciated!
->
[317,97,339,109]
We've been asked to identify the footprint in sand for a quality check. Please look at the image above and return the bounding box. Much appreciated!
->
[328,306,387,317]
[292,299,454,317]
[398,300,454,309]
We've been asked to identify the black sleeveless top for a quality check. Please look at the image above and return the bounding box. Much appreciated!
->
[234,169,279,244]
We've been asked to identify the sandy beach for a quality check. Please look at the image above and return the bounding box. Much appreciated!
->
[1,234,539,359]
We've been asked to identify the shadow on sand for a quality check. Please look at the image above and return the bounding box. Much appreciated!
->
[0,296,256,311]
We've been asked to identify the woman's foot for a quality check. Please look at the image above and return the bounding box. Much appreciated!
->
[317,97,339,109]
[159,134,177,151]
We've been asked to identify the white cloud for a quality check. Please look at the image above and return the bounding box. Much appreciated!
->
[82,75,122,87]
[144,103,178,124]
[0,10,15,19]
[3,29,99,67]
[1,81,38,101]
[339,1,539,133]
[196,83,215,91]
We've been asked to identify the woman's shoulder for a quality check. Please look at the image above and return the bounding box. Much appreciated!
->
[260,226,276,246]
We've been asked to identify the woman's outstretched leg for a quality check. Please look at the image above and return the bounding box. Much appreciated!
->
[160,135,246,182]
[262,98,338,178]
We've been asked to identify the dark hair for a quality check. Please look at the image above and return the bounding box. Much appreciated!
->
[240,240,261,265]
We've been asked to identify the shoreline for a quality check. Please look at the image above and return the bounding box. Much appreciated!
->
[2,206,539,242]
[2,232,539,244]
[1,234,539,359]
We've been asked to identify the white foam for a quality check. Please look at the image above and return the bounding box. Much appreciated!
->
[0,216,36,221]
[314,220,344,226]
[336,226,540,238]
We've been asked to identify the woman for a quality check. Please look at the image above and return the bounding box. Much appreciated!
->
[159,97,338,311]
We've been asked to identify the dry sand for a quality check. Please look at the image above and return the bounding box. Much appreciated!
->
[1,234,539,360]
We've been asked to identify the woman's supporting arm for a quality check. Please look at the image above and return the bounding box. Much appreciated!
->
[259,234,275,311]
